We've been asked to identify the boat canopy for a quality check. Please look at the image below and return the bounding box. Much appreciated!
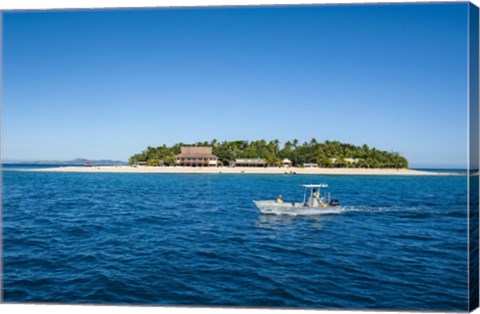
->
[301,184,328,188]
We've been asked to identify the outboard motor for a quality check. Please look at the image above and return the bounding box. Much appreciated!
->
[330,199,340,206]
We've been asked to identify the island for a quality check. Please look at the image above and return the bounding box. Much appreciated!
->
[128,139,409,169]
[30,139,462,175]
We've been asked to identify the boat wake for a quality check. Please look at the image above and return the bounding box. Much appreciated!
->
[259,205,422,216]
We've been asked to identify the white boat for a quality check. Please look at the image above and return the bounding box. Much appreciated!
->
[253,184,340,215]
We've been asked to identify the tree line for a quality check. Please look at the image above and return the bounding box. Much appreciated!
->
[129,139,409,169]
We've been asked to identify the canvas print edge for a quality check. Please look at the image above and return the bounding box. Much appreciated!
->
[469,2,480,312]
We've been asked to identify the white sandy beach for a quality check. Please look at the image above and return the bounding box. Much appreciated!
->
[32,166,461,176]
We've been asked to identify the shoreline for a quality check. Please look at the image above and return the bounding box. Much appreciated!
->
[28,166,462,176]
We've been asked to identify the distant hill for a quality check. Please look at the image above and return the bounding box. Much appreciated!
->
[4,158,128,165]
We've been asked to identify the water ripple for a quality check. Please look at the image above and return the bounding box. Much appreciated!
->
[2,171,469,310]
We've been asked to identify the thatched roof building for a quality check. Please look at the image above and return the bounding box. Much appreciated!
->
[176,147,220,167]
[177,147,217,158]
[282,158,292,167]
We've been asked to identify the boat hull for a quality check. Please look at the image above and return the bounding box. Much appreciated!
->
[253,200,339,215]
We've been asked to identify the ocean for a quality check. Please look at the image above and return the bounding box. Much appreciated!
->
[1,165,469,310]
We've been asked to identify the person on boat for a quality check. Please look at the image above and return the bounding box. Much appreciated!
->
[310,188,321,207]
[276,195,284,203]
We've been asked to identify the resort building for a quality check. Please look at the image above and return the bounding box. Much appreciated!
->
[135,160,164,167]
[303,163,319,168]
[330,158,360,164]
[176,147,220,167]
[345,158,360,164]
[234,158,268,167]
[282,158,293,167]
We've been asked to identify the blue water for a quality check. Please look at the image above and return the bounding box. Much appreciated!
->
[2,168,469,310]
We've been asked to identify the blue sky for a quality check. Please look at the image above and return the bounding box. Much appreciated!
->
[2,3,469,167]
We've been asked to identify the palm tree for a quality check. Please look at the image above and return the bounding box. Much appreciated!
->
[292,138,299,149]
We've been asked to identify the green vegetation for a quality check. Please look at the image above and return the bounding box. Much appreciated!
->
[129,139,409,169]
